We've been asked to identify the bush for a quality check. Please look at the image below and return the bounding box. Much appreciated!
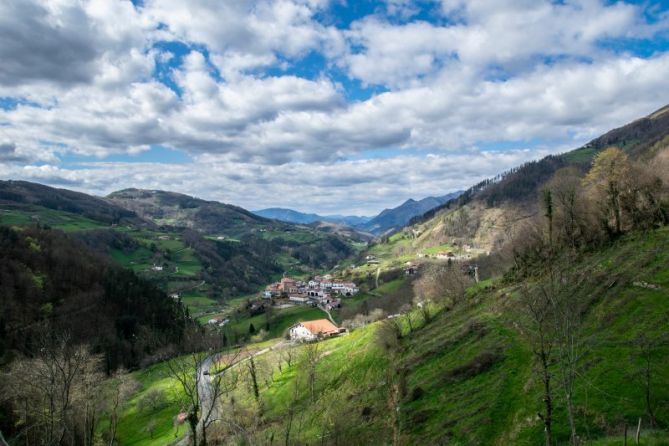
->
[137,388,167,413]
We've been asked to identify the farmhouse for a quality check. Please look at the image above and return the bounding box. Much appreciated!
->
[289,319,342,341]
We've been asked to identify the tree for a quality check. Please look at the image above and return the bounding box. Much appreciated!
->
[545,167,586,249]
[543,188,554,250]
[4,331,103,446]
[165,334,241,446]
[549,272,587,446]
[584,147,631,235]
[145,420,157,439]
[518,282,556,446]
[413,263,469,308]
[138,388,168,413]
[301,343,321,402]
[105,370,138,446]
[629,333,668,429]
[247,356,260,401]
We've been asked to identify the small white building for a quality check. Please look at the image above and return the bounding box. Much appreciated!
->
[289,295,309,304]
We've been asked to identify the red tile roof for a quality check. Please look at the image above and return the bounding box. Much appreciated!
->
[300,319,339,335]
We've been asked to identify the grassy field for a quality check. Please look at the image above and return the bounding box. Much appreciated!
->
[108,362,186,446]
[0,206,106,231]
[223,305,329,340]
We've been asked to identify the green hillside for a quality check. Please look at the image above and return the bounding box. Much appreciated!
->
[206,227,669,445]
[0,182,364,314]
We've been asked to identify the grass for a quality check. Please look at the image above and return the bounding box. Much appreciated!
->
[112,228,669,444]
[111,361,186,446]
[0,206,105,231]
[422,243,454,255]
[225,305,328,340]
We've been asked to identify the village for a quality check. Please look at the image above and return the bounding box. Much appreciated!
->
[263,275,359,309]
[206,275,359,341]
[262,275,359,341]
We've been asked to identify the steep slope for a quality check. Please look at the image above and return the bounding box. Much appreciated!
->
[361,191,463,235]
[385,105,669,256]
[0,225,187,371]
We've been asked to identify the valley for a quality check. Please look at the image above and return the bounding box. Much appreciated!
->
[2,108,669,446]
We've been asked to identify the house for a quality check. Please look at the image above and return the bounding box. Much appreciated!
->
[281,277,297,293]
[289,319,342,341]
[289,295,309,304]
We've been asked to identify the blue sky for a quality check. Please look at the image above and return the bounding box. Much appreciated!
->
[1,0,669,215]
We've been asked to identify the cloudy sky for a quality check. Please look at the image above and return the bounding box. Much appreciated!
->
[1,0,668,215]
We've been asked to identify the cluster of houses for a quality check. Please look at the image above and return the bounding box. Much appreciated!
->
[263,275,359,310]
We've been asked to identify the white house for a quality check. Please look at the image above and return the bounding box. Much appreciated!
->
[289,319,341,341]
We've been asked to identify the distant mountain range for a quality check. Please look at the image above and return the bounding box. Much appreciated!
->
[358,192,463,235]
[253,208,371,227]
[255,191,463,236]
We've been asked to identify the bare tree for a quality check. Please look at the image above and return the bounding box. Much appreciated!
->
[165,335,241,446]
[413,263,469,308]
[546,167,586,249]
[4,331,103,446]
[518,282,556,446]
[105,369,138,446]
[630,333,667,429]
[301,342,321,402]
[549,272,587,446]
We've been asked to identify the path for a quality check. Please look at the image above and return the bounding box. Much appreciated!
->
[177,341,287,445]
[318,305,337,326]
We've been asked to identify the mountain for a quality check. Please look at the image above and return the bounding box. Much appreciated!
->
[360,191,463,236]
[374,104,669,259]
[254,207,371,227]
[108,188,271,237]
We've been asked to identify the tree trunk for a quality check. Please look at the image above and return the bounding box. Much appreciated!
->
[566,393,577,446]
[624,423,628,446]
[249,358,260,401]
[540,350,553,446]
[188,415,198,446]
[200,424,207,446]
[635,417,641,445]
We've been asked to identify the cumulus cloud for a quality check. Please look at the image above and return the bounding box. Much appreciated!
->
[1,0,668,212]
[0,0,147,91]
[0,146,551,214]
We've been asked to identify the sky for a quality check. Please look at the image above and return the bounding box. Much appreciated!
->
[1,0,669,216]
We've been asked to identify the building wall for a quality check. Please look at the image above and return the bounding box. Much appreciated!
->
[289,324,315,341]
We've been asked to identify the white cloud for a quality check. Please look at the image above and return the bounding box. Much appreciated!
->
[0,147,551,215]
[1,0,668,213]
